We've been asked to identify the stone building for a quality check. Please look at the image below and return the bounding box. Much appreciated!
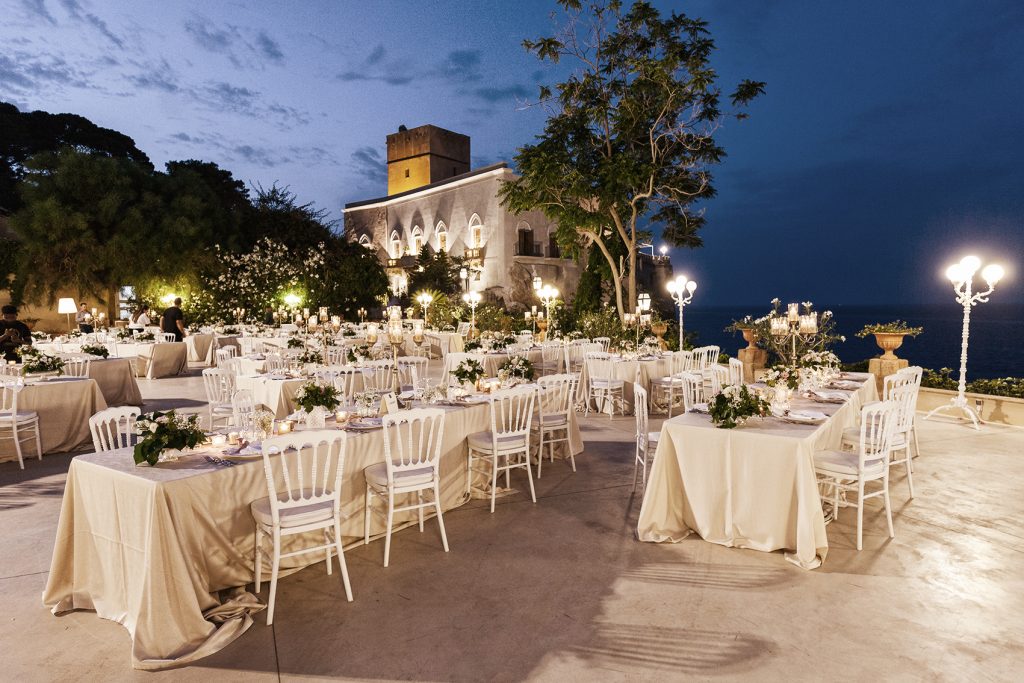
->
[343,124,580,307]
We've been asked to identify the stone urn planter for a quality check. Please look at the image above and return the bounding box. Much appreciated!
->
[872,332,908,361]
[650,321,669,350]
[741,328,759,350]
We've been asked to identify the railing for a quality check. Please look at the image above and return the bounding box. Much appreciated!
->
[515,242,545,257]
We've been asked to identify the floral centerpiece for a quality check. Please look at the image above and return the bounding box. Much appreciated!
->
[799,350,841,388]
[451,357,485,386]
[346,344,370,363]
[30,331,49,342]
[762,364,800,390]
[80,343,110,359]
[136,331,155,342]
[295,379,340,427]
[463,339,483,352]
[708,384,771,429]
[67,330,83,339]
[498,355,535,383]
[287,336,305,349]
[296,349,324,365]
[115,328,135,341]
[133,411,206,466]
[17,347,65,376]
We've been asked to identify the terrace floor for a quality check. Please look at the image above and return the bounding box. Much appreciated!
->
[1,370,1022,681]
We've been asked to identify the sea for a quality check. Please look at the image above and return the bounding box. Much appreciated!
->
[682,304,1024,379]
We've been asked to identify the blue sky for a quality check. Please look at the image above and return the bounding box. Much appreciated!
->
[2,0,1022,305]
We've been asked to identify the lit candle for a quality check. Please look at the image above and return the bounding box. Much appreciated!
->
[211,434,227,446]
[309,315,318,327]
[228,431,240,445]
[525,311,532,321]
[331,315,341,326]
[532,305,537,315]
[335,410,349,423]
[278,421,291,434]
[303,308,310,317]
[91,307,97,316]
[787,303,799,322]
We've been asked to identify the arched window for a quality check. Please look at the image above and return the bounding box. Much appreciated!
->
[468,213,483,249]
[516,220,533,256]
[410,226,423,255]
[358,234,373,250]
[435,220,448,252]
[390,231,402,259]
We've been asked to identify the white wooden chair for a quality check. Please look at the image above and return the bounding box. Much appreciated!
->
[325,346,347,366]
[539,342,564,376]
[1,379,42,469]
[61,356,91,378]
[251,431,352,624]
[202,368,235,429]
[583,352,624,418]
[535,373,580,478]
[592,336,611,352]
[815,401,898,550]
[315,367,358,401]
[649,350,693,416]
[158,333,177,343]
[215,346,238,367]
[232,389,256,434]
[396,356,428,391]
[363,408,449,567]
[467,387,537,513]
[263,353,288,374]
[728,357,745,386]
[360,360,394,393]
[89,406,141,452]
[633,383,659,492]
[706,364,730,396]
[691,345,720,370]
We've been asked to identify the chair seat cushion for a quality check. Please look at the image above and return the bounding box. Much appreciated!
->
[250,490,336,529]
[468,430,529,452]
[363,461,435,489]
[539,413,568,428]
[211,404,234,414]
[840,426,907,448]
[0,410,38,424]
[590,379,624,389]
[650,376,684,386]
[814,449,885,477]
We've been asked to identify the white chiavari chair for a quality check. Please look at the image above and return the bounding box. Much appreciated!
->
[251,431,352,624]
[707,364,730,396]
[539,341,564,376]
[215,346,238,367]
[363,408,449,567]
[535,374,579,478]
[1,379,42,469]
[396,356,428,391]
[264,354,288,374]
[728,357,745,386]
[467,387,537,513]
[583,352,624,418]
[202,368,235,429]
[633,383,659,492]
[232,389,256,434]
[89,406,141,452]
[592,336,611,353]
[158,333,177,344]
[815,401,898,550]
[360,359,394,393]
[61,355,91,378]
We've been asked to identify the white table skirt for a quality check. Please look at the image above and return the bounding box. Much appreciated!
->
[636,374,878,569]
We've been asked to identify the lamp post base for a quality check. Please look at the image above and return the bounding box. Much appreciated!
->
[924,397,981,430]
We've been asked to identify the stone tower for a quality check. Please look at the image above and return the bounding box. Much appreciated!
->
[386,124,471,196]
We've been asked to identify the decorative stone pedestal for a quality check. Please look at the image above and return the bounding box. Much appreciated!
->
[737,347,767,383]
[869,357,908,394]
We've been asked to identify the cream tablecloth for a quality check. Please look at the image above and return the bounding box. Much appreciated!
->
[87,358,143,406]
[43,402,495,669]
[135,343,188,379]
[578,355,673,414]
[636,374,878,569]
[187,335,242,365]
[0,377,106,461]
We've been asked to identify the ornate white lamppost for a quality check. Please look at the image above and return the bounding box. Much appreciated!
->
[538,284,559,322]
[666,275,696,351]
[925,255,1004,429]
[415,291,433,327]
[460,267,469,294]
[462,290,481,339]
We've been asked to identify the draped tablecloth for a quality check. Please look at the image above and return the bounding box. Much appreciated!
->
[187,335,242,365]
[87,358,143,406]
[235,375,305,418]
[135,343,188,379]
[43,402,495,669]
[636,374,878,569]
[578,355,673,414]
[0,377,106,461]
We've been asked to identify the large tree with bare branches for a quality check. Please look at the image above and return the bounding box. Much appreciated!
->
[500,0,764,316]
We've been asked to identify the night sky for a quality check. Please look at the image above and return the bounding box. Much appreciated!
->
[2,0,1021,306]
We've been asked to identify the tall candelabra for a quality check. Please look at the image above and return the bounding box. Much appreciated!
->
[769,303,818,367]
[538,284,559,324]
[925,255,1004,430]
[462,290,481,340]
[666,275,696,351]
[416,291,433,327]
[386,313,404,395]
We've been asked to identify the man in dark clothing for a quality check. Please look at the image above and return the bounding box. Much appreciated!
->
[0,304,33,362]
[160,298,187,341]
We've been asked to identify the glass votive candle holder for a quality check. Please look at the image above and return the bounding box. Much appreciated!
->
[211,434,227,447]
[228,431,240,445]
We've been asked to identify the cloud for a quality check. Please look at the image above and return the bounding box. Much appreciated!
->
[126,59,180,93]
[163,130,334,170]
[183,16,285,69]
[0,51,89,93]
[472,84,530,103]
[255,31,284,63]
[350,145,387,187]
[60,0,125,49]
[19,0,56,24]
[366,44,386,66]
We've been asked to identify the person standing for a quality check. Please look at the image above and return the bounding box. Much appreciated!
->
[160,298,187,341]
[75,302,94,333]
[0,304,33,362]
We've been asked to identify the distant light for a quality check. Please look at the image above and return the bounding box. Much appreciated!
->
[982,264,1004,284]
[659,245,668,255]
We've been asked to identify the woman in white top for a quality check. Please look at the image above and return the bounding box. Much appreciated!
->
[129,304,151,330]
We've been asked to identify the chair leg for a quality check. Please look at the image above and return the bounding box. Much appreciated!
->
[632,446,640,492]
[505,454,511,489]
[523,448,537,503]
[363,484,372,545]
[856,480,865,551]
[833,480,840,522]
[333,518,353,602]
[883,473,895,539]
[902,445,915,499]
[566,437,576,472]
[267,528,281,625]
[383,491,395,567]
[433,482,449,552]
[417,490,424,532]
[11,424,25,469]
[537,430,545,479]
[324,529,332,575]
[253,527,262,593]
[490,453,498,513]
[33,421,43,460]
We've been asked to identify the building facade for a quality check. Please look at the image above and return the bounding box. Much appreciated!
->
[343,125,580,307]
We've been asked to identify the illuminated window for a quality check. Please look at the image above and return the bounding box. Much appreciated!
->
[390,231,402,259]
[410,226,423,254]
[435,220,448,251]
[358,234,373,249]
[468,213,483,248]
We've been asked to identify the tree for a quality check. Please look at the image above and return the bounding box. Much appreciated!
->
[0,101,151,214]
[407,245,463,297]
[500,0,764,317]
[250,183,333,250]
[163,160,254,252]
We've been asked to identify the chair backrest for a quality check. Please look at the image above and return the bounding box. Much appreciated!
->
[396,356,428,389]
[158,333,176,343]
[676,371,704,411]
[215,346,238,366]
[691,346,719,370]
[202,367,236,405]
[315,366,357,400]
[856,401,898,470]
[537,373,578,419]
[382,408,446,486]
[264,354,288,373]
[260,431,348,523]
[360,359,394,392]
[61,356,91,378]
[232,389,256,431]
[89,406,141,452]
[593,336,611,352]
[0,378,24,412]
[706,364,730,395]
[488,386,536,444]
[671,350,694,374]
[220,357,243,375]
[584,352,616,382]
[325,345,347,366]
[634,383,651,451]
[885,376,918,436]
[517,331,533,342]
[727,357,745,386]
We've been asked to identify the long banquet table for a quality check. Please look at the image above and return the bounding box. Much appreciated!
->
[636,373,878,569]
[0,377,106,462]
[45,398,578,669]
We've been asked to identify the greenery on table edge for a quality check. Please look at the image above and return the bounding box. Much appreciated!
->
[709,385,771,429]
[855,321,924,338]
[452,358,485,385]
[134,411,206,466]
[296,349,324,365]
[294,380,341,413]
[80,343,110,358]
[16,347,65,375]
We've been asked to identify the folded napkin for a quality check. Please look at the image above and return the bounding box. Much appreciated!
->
[811,390,847,402]
[789,410,828,421]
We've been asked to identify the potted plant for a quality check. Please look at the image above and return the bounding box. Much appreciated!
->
[133,411,206,466]
[294,380,341,428]
[856,321,923,360]
[725,316,759,349]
